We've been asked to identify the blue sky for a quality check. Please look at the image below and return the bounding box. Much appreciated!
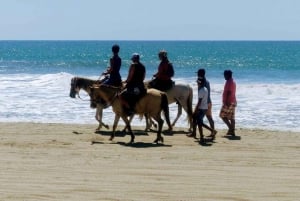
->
[1,0,299,40]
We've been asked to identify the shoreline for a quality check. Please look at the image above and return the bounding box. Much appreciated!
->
[0,122,299,201]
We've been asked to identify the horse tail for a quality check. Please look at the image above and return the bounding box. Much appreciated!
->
[161,93,172,129]
[187,86,194,126]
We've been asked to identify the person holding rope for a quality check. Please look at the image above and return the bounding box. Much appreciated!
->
[148,50,174,91]
[100,44,122,87]
[120,53,146,116]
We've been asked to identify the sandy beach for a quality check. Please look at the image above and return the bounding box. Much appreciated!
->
[0,122,299,201]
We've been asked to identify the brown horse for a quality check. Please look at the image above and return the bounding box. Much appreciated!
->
[69,77,110,130]
[90,84,172,144]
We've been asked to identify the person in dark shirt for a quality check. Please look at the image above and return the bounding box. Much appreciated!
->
[148,50,174,91]
[120,53,146,115]
[102,44,122,87]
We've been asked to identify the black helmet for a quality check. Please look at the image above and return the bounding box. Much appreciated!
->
[112,44,120,53]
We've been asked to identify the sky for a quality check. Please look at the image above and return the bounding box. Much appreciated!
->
[0,0,299,40]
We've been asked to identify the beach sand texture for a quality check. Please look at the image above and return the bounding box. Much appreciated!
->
[0,122,299,201]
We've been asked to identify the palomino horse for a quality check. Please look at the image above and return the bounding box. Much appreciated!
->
[90,85,172,144]
[69,77,193,131]
[69,77,110,130]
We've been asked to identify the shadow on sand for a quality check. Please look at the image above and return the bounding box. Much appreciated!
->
[117,141,172,148]
[222,135,241,140]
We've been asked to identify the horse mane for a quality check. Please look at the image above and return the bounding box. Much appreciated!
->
[72,76,98,90]
[90,84,121,105]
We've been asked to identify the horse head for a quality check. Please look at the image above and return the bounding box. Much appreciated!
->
[69,77,80,98]
[89,84,120,109]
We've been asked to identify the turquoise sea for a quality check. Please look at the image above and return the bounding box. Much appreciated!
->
[0,41,299,131]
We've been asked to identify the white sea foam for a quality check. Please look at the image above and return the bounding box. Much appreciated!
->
[0,73,299,132]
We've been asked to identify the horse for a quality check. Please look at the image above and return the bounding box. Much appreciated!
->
[143,81,193,131]
[69,76,155,131]
[90,85,172,144]
[69,77,193,131]
[69,77,110,130]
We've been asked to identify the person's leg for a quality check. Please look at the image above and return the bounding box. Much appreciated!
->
[198,123,204,143]
[228,119,235,136]
[119,90,133,116]
[227,104,236,136]
[220,105,233,135]
[206,103,215,133]
[197,110,206,143]
[222,117,233,134]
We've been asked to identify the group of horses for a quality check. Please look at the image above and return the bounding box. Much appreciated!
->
[69,77,193,144]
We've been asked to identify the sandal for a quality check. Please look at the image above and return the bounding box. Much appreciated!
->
[208,130,217,140]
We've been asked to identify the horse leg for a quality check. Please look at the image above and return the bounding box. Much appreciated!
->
[144,114,152,131]
[95,104,109,131]
[122,114,134,132]
[171,104,182,128]
[110,114,121,141]
[145,115,157,131]
[121,115,135,144]
[153,116,164,144]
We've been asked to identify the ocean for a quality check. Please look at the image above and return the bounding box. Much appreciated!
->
[1,41,299,132]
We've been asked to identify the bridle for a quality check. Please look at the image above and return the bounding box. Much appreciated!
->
[90,85,120,107]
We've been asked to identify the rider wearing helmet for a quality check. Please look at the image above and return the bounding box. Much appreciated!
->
[148,50,174,91]
[101,44,122,87]
[120,53,146,115]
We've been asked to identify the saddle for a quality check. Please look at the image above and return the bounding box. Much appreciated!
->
[149,79,175,92]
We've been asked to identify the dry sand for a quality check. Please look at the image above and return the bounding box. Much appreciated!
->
[0,122,299,201]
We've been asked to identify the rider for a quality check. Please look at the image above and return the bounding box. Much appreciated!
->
[120,53,147,115]
[148,50,174,91]
[101,44,122,87]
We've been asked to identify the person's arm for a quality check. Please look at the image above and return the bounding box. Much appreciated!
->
[126,64,134,83]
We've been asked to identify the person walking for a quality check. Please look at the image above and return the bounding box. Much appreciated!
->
[189,77,215,144]
[197,68,217,139]
[220,70,237,136]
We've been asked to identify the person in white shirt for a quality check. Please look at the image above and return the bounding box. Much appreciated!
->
[187,77,216,144]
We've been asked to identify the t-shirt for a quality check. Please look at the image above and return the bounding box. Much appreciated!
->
[222,78,236,105]
[197,86,208,110]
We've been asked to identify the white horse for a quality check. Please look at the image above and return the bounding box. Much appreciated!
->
[69,76,193,131]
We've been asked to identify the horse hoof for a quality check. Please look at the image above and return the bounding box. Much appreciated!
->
[109,136,114,141]
[154,137,163,144]
[104,125,109,129]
